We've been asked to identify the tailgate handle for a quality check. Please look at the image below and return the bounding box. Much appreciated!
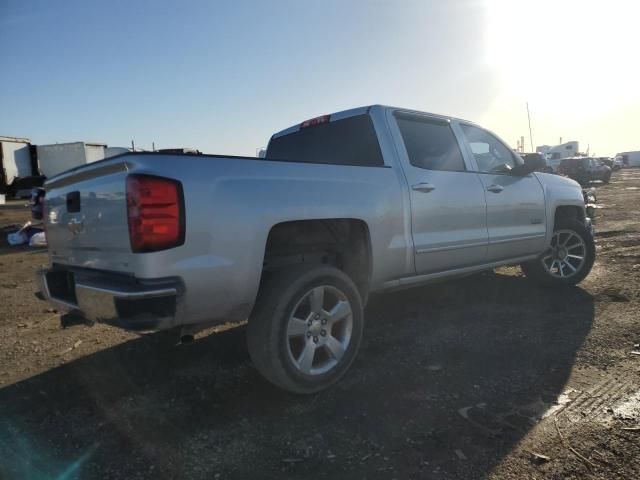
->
[66,191,81,212]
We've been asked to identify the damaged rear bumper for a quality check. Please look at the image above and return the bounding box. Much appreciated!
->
[35,266,183,331]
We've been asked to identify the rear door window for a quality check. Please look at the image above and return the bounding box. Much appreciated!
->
[266,114,384,166]
[395,114,465,171]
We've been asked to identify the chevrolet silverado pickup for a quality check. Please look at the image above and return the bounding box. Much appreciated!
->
[36,105,595,393]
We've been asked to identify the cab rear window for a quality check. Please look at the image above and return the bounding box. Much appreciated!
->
[266,114,384,166]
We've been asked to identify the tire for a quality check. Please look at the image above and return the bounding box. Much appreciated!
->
[521,218,595,286]
[603,174,611,184]
[247,264,364,394]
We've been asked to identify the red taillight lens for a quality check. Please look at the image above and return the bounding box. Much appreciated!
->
[126,175,184,253]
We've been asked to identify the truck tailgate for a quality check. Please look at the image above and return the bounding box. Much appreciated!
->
[45,160,133,273]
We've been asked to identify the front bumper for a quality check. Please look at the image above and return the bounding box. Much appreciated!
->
[585,217,594,236]
[36,267,182,331]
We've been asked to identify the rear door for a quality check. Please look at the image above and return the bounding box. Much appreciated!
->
[389,111,488,274]
[458,123,546,261]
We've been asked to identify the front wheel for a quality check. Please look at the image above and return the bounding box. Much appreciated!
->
[247,264,364,394]
[521,218,595,286]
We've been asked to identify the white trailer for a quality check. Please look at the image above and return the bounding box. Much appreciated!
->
[616,151,640,167]
[36,142,107,178]
[537,141,579,172]
[0,136,39,196]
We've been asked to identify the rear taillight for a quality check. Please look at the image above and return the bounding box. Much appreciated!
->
[126,175,184,253]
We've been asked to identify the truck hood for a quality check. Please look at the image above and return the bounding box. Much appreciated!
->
[534,171,582,192]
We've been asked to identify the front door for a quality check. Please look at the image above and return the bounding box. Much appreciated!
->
[458,123,546,261]
[390,112,488,274]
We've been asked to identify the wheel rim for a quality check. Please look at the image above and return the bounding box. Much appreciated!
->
[285,285,353,376]
[541,229,587,279]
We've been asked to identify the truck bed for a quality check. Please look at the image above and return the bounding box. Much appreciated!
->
[42,152,407,328]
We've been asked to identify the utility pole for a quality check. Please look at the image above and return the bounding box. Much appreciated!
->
[526,102,534,152]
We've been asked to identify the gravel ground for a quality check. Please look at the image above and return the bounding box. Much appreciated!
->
[1,171,639,480]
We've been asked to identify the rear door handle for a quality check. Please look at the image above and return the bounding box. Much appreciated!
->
[486,184,504,193]
[412,183,436,193]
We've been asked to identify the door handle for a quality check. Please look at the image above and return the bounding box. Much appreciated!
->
[486,184,504,193]
[412,183,436,193]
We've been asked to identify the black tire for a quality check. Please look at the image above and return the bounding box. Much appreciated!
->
[247,264,364,394]
[603,174,611,184]
[521,218,595,286]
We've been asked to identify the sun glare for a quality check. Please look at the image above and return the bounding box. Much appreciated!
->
[485,0,640,121]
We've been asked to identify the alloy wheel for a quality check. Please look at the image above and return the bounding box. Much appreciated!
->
[541,229,587,279]
[285,285,353,375]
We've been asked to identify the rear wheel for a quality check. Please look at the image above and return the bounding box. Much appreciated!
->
[521,218,595,286]
[247,264,363,394]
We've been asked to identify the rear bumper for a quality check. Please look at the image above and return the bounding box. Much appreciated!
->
[36,267,183,331]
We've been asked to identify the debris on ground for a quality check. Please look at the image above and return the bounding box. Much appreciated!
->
[526,450,551,463]
[57,339,83,356]
[583,188,597,219]
[454,449,468,461]
[554,416,596,469]
[6,221,45,246]
[29,231,47,247]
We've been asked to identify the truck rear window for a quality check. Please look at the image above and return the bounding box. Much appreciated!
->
[266,114,384,166]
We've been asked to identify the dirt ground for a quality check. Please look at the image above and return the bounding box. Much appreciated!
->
[1,171,639,480]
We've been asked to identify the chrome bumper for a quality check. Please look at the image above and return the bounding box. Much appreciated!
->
[36,267,182,331]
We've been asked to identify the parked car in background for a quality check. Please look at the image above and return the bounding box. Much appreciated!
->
[597,157,621,171]
[36,105,595,393]
[558,157,611,185]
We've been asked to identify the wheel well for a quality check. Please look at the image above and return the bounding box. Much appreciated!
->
[554,205,585,228]
[263,219,372,300]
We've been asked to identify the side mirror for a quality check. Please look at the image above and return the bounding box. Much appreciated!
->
[512,153,546,176]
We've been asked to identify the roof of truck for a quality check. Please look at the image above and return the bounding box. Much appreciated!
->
[271,105,471,139]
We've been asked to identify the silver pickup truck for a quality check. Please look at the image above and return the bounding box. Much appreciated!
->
[36,105,594,393]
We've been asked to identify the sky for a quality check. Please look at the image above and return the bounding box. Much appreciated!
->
[1,0,638,157]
